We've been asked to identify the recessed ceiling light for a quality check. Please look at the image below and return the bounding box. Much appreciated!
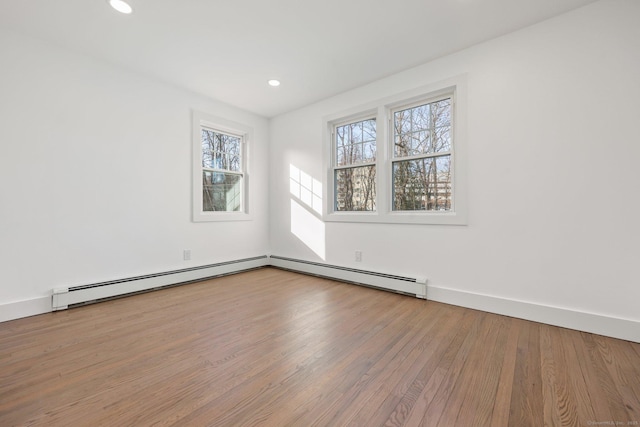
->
[268,79,281,87]
[108,0,133,14]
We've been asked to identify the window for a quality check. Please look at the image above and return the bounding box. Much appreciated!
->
[324,76,467,225]
[392,97,452,211]
[201,128,243,212]
[192,111,252,222]
[333,118,377,211]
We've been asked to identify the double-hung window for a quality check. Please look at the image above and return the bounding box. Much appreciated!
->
[333,117,377,212]
[192,111,252,222]
[201,128,243,212]
[392,96,452,211]
[324,76,466,225]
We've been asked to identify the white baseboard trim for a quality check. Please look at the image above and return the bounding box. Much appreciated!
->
[269,257,638,342]
[0,297,52,323]
[427,285,640,343]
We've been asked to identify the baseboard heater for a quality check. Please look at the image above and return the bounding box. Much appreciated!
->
[268,255,427,299]
[51,256,269,311]
[51,255,424,311]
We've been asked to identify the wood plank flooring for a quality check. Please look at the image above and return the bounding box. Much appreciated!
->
[1,267,639,426]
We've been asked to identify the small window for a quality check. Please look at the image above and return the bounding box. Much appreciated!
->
[333,118,377,211]
[201,128,243,212]
[192,111,252,222]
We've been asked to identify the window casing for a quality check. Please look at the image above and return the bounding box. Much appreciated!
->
[324,76,467,225]
[192,111,252,222]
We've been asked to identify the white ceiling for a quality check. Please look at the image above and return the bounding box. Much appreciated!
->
[0,0,598,117]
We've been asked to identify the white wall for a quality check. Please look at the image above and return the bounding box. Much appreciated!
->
[0,29,270,319]
[2,0,638,340]
[269,0,640,334]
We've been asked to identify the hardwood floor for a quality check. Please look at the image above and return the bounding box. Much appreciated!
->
[1,267,639,426]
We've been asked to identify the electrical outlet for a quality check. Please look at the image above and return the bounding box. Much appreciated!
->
[183,249,191,261]
[355,251,362,262]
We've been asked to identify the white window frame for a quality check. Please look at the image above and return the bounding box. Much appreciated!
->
[192,110,252,222]
[323,75,467,225]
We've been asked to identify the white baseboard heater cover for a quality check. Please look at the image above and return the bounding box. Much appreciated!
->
[269,255,427,299]
[51,256,269,311]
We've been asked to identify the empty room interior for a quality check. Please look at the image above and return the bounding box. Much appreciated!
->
[1,0,639,425]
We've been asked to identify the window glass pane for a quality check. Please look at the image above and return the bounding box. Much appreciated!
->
[432,99,451,128]
[334,166,376,211]
[351,122,363,143]
[393,155,451,211]
[364,141,376,161]
[395,109,411,134]
[202,171,242,212]
[202,130,214,168]
[394,98,451,157]
[363,119,376,142]
[201,129,242,172]
[230,141,240,156]
[394,133,410,158]
[412,130,431,155]
[335,119,376,166]
[433,126,451,153]
[336,126,347,147]
[229,155,240,171]
[336,145,345,167]
[412,104,430,130]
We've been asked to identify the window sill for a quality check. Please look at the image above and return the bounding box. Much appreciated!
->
[324,211,467,225]
[193,212,253,222]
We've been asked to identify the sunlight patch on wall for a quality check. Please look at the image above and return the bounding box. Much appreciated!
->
[290,164,322,214]
[289,164,325,260]
[290,200,326,259]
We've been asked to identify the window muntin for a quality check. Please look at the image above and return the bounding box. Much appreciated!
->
[201,127,244,212]
[333,118,377,211]
[392,96,452,211]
